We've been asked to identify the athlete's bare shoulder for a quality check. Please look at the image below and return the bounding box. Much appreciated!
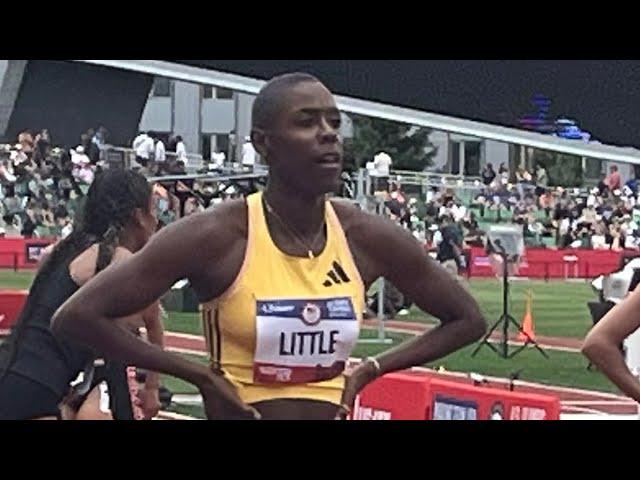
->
[144,198,250,301]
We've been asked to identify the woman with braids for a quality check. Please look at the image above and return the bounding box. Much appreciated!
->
[0,169,161,420]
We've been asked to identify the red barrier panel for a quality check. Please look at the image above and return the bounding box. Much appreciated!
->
[0,238,56,270]
[468,247,623,279]
[352,371,561,420]
[0,290,29,333]
[428,378,561,420]
[352,372,430,420]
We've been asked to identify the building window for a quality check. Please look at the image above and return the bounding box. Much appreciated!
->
[151,77,171,97]
[216,87,234,99]
[202,85,214,99]
[464,142,482,176]
[201,135,212,161]
[585,158,603,180]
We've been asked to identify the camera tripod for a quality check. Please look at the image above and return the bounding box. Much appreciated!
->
[471,244,548,359]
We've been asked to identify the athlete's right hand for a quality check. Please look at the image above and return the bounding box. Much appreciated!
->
[199,371,261,420]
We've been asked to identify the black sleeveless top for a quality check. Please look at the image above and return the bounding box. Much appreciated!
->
[0,261,94,398]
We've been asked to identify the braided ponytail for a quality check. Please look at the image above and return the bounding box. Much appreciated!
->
[0,169,152,379]
[96,224,121,273]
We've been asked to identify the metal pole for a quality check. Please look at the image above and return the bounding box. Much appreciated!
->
[234,92,244,165]
[377,199,386,343]
[356,168,367,209]
[358,199,393,345]
[377,277,385,341]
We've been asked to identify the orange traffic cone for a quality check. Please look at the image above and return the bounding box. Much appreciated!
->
[518,290,536,342]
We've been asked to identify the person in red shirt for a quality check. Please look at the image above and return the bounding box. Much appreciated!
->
[606,165,622,192]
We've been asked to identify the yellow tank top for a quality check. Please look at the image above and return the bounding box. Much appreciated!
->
[201,192,365,406]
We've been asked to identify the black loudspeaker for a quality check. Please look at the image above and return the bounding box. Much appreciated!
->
[5,60,153,149]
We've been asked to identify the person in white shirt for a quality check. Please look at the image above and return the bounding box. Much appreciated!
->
[154,139,166,163]
[133,132,155,167]
[374,151,392,176]
[372,151,393,192]
[241,137,257,169]
[175,136,187,163]
[153,134,166,175]
[452,203,467,223]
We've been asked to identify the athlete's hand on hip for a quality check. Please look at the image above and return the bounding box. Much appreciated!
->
[336,359,381,420]
[199,370,261,420]
[139,386,161,420]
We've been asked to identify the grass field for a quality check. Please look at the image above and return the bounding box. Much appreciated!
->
[401,277,595,339]
[0,270,39,290]
[0,269,616,410]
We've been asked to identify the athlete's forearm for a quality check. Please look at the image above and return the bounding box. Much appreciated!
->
[582,338,640,402]
[52,305,211,392]
[143,302,165,389]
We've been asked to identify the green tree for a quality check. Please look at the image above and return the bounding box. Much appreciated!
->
[343,114,438,172]
[530,148,583,187]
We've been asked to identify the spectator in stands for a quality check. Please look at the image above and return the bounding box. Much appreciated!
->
[623,178,639,200]
[71,146,94,185]
[21,210,37,237]
[516,166,534,198]
[462,211,484,247]
[512,200,529,225]
[435,215,465,277]
[133,131,155,169]
[241,136,257,170]
[18,131,34,156]
[535,162,548,195]
[1,214,19,236]
[166,134,178,153]
[2,185,21,217]
[54,199,68,223]
[80,133,92,156]
[92,126,107,149]
[153,133,167,175]
[175,135,187,163]
[89,126,108,164]
[481,163,496,186]
[606,165,622,192]
[33,129,51,167]
[608,219,626,251]
[372,151,392,192]
[498,163,509,182]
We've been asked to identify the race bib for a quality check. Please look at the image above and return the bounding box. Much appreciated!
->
[254,297,360,384]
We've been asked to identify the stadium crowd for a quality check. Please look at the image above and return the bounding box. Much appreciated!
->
[2,128,639,267]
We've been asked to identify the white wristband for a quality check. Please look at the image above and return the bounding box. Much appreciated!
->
[365,357,381,375]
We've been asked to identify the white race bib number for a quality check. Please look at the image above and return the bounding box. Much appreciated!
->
[254,297,360,384]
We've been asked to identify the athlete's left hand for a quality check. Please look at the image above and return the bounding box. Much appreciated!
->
[336,359,380,420]
[139,386,161,420]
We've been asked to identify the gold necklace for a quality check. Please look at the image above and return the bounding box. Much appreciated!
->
[262,195,326,259]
